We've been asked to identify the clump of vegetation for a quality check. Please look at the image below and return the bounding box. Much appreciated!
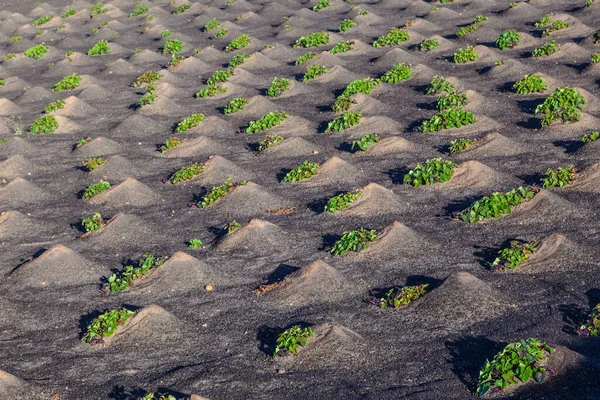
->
[53,73,81,92]
[169,162,205,184]
[161,136,185,152]
[577,304,600,336]
[373,28,409,47]
[533,40,559,57]
[421,107,476,132]
[224,97,248,114]
[83,157,105,171]
[352,133,380,151]
[225,34,250,52]
[454,45,479,63]
[436,92,469,111]
[226,220,242,234]
[32,15,51,26]
[419,39,439,52]
[30,116,59,134]
[496,29,521,50]
[10,36,22,43]
[426,75,456,95]
[283,160,319,183]
[273,326,314,357]
[24,43,49,59]
[403,158,458,187]
[542,20,571,37]
[188,238,203,249]
[303,65,329,81]
[174,3,191,14]
[206,69,233,86]
[163,39,183,55]
[132,70,161,88]
[129,6,149,17]
[339,19,356,32]
[245,112,288,134]
[534,87,585,126]
[82,180,111,199]
[331,228,378,255]
[374,284,429,308]
[204,18,220,32]
[76,137,92,148]
[61,8,76,18]
[456,186,538,223]
[582,131,599,143]
[535,14,552,28]
[104,254,164,293]
[449,138,477,154]
[490,240,537,271]
[326,110,362,133]
[324,190,362,213]
[592,53,600,64]
[81,212,105,232]
[90,2,108,17]
[88,40,110,55]
[294,32,329,48]
[513,74,547,94]
[175,113,205,133]
[139,84,157,106]
[330,40,354,54]
[542,165,575,188]
[199,178,247,208]
[141,393,176,400]
[228,53,251,68]
[214,28,227,38]
[477,338,556,397]
[44,100,65,114]
[196,83,226,98]
[312,0,331,11]
[258,134,284,152]
[267,77,290,97]
[457,23,478,38]
[380,63,413,84]
[161,30,172,38]
[83,308,135,344]
[295,52,316,65]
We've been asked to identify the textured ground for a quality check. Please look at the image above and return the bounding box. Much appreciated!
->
[1,0,600,399]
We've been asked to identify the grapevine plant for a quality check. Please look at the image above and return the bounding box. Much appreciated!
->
[491,240,538,271]
[330,228,378,255]
[403,158,458,187]
[456,186,538,223]
[373,284,428,308]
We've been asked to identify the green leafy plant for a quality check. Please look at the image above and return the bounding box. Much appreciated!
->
[449,138,476,154]
[324,190,362,213]
[214,28,227,38]
[104,253,164,293]
[341,78,380,98]
[224,97,249,114]
[90,2,108,17]
[283,160,318,182]
[141,393,176,400]
[509,1,518,7]
[577,304,600,336]
[163,39,182,55]
[295,52,316,65]
[245,111,288,134]
[196,83,226,98]
[161,30,172,38]
[10,36,22,42]
[5,54,16,60]
[426,76,456,95]
[326,110,361,133]
[375,284,428,308]
[457,23,478,38]
[174,3,191,14]
[258,134,284,152]
[30,116,58,134]
[83,157,105,171]
[83,308,135,344]
[339,19,356,32]
[53,73,81,92]
[403,158,458,187]
[541,165,575,188]
[532,40,559,57]
[453,45,479,63]
[535,87,585,126]
[513,74,547,94]
[380,63,413,84]
[419,39,439,52]
[82,180,110,199]
[473,15,489,23]
[542,20,570,37]
[24,43,49,59]
[88,40,110,55]
[199,178,247,208]
[130,6,148,17]
[330,40,354,54]
[421,107,476,132]
[267,77,290,97]
[161,136,186,152]
[373,28,409,47]
[312,0,331,11]
[331,228,378,255]
[139,84,157,106]
[436,92,469,111]
[225,34,250,52]
[76,137,92,148]
[175,113,204,133]
[273,326,314,357]
[303,64,329,81]
[226,220,242,234]
[582,131,599,143]
[491,240,537,271]
[33,15,51,26]
[61,8,76,18]
[81,212,105,232]
[496,29,520,50]
[169,162,205,184]
[132,70,161,88]
[477,338,555,397]
[592,53,600,64]
[228,53,251,68]
[188,238,203,249]
[294,32,329,48]
[332,97,353,113]
[44,100,65,114]
[456,186,538,223]
[204,18,220,32]
[352,133,380,151]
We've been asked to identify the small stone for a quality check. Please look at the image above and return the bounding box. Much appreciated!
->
[205,285,214,291]
[277,368,285,374]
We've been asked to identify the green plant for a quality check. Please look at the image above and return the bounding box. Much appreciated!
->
[188,238,203,249]
[76,137,92,148]
[477,338,555,397]
[214,28,227,38]
[53,73,81,92]
[225,34,250,52]
[496,29,520,50]
[373,28,409,47]
[82,180,110,199]
[331,228,378,255]
[174,3,190,14]
[32,15,51,26]
[324,190,362,213]
[403,158,458,187]
[330,40,354,54]
[141,394,176,400]
[258,134,284,152]
[535,14,553,28]
[582,131,599,143]
[226,220,242,234]
[36,29,44,36]
[44,100,65,114]
[139,84,157,106]
[449,138,476,154]
[199,178,247,208]
[491,240,537,271]
[90,2,108,17]
[542,20,570,37]
[30,116,58,134]
[4,54,15,60]
[509,1,518,7]
[66,50,74,57]
[61,8,76,18]
[81,212,105,232]
[228,53,251,68]
[592,53,600,64]
[332,97,353,113]
[57,24,65,31]
[83,157,105,171]
[161,136,185,152]
[132,70,161,88]
[577,304,600,336]
[130,6,148,17]
[339,19,356,32]
[273,326,314,357]
[352,133,380,151]
[24,43,49,59]
[541,165,575,188]
[303,65,329,81]
[175,113,204,133]
[10,36,22,42]
[204,18,220,31]
[224,97,249,114]
[341,78,380,97]
[295,52,316,65]
[421,107,476,132]
[294,32,329,48]
[169,162,205,184]
[436,92,468,111]
[457,23,478,38]
[105,253,164,293]
[88,40,110,55]
[535,87,585,126]
[379,63,412,84]
[532,40,559,57]
[453,45,479,63]
[375,284,428,308]
[283,161,318,182]
[419,39,439,52]
[163,39,182,55]
[473,15,488,23]
[267,77,290,97]
[358,9,368,15]
[426,76,456,95]
[312,0,331,11]
[161,30,172,38]
[83,308,135,344]
[0,79,4,86]
[326,110,361,132]
[196,83,226,98]
[586,0,594,6]
[513,74,547,94]
[456,186,538,223]
[245,112,288,134]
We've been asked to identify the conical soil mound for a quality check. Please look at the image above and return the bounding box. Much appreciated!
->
[304,157,364,186]
[362,136,432,156]
[337,183,408,216]
[575,137,600,158]
[0,99,23,115]
[0,370,44,400]
[455,132,529,158]
[569,163,600,192]
[101,305,179,346]
[435,161,520,190]
[359,221,435,260]
[0,210,48,241]
[261,137,317,157]
[8,245,103,287]
[78,84,111,101]
[207,181,288,217]
[111,114,167,137]
[344,116,403,139]
[54,96,94,118]
[375,48,422,66]
[184,116,236,137]
[162,136,227,158]
[83,213,156,247]
[503,190,585,225]
[73,137,121,157]
[218,219,288,253]
[520,234,584,273]
[0,155,36,179]
[0,177,50,206]
[88,178,160,207]
[238,52,281,70]
[197,155,254,186]
[89,155,139,181]
[0,137,38,157]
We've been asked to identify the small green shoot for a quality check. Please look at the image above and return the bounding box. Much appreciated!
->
[82,180,111,199]
[331,228,378,255]
[324,190,362,213]
[375,284,428,308]
[83,308,135,344]
[283,161,318,182]
[491,240,537,271]
[273,326,314,357]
